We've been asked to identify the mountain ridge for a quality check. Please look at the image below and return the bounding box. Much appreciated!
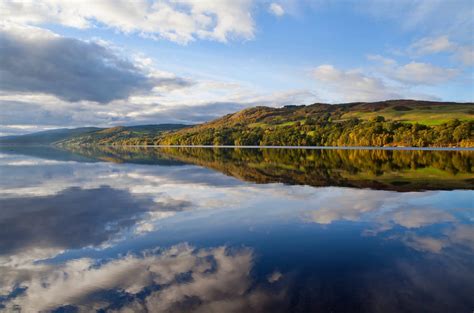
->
[0,127,102,145]
[0,124,187,146]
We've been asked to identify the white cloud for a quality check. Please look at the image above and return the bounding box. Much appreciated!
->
[409,35,474,66]
[312,64,402,102]
[0,0,256,44]
[368,56,460,85]
[367,54,397,66]
[410,35,455,55]
[269,3,285,16]
[389,62,459,85]
[0,23,192,103]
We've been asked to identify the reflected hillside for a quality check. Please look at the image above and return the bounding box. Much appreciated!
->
[59,145,186,166]
[0,145,99,163]
[62,146,474,191]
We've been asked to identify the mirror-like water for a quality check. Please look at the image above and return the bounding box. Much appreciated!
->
[0,146,473,313]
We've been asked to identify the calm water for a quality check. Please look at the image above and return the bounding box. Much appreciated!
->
[0,146,473,313]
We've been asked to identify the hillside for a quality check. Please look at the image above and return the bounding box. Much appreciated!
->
[0,127,101,145]
[55,124,188,146]
[0,124,188,146]
[156,100,474,147]
[10,100,474,148]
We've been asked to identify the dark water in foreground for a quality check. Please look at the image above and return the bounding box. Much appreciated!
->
[0,146,473,313]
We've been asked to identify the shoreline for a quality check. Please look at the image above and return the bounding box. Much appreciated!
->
[1,144,473,151]
[62,144,474,151]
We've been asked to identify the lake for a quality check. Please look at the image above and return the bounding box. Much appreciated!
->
[0,146,473,313]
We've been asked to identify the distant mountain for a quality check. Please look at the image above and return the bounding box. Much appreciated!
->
[0,124,188,146]
[0,127,101,145]
[54,124,188,146]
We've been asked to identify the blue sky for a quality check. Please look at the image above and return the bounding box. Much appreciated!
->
[0,0,473,135]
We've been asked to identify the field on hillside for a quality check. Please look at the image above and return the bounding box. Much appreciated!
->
[340,104,473,125]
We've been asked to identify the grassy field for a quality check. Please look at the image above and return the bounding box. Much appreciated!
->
[341,104,473,125]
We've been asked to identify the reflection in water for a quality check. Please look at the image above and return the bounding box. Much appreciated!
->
[0,186,189,260]
[1,244,285,312]
[61,145,474,191]
[0,147,473,312]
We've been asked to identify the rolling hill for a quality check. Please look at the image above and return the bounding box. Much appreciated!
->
[0,127,101,145]
[156,100,474,147]
[1,124,188,146]
[55,124,188,146]
[3,100,473,148]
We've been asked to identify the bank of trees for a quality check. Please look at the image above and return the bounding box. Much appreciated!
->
[156,117,473,148]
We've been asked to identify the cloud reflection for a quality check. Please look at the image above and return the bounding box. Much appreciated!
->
[0,186,190,261]
[1,244,283,313]
[302,188,473,254]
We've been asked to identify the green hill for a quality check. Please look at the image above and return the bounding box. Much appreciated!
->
[156,100,473,147]
[55,124,188,146]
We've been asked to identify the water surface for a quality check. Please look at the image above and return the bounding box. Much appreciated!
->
[0,146,473,312]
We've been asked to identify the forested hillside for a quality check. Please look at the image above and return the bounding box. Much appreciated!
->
[8,100,474,148]
[156,100,474,147]
[54,124,187,145]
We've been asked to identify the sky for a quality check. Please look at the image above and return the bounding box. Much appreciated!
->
[0,0,473,135]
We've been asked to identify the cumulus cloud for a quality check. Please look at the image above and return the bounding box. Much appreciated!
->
[368,56,460,85]
[389,62,459,85]
[0,1,310,133]
[312,64,402,102]
[0,0,256,44]
[410,35,455,55]
[0,24,191,103]
[269,3,285,16]
[409,35,474,66]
